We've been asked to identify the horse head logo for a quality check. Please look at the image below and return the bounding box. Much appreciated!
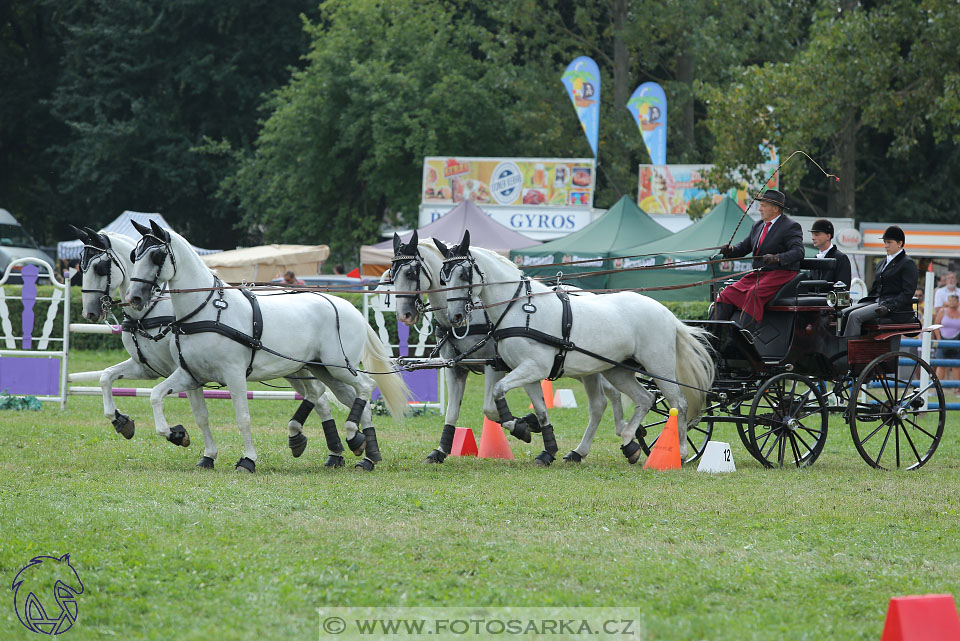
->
[12,554,83,635]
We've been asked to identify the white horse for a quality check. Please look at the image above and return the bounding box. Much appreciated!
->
[390,231,624,465]
[124,220,410,472]
[72,225,349,469]
[437,231,715,463]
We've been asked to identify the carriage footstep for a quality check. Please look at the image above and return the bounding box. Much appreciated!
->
[324,454,345,468]
[346,431,366,456]
[196,456,215,469]
[425,449,447,464]
[288,432,308,458]
[166,425,190,448]
[562,451,583,463]
[112,410,135,439]
[621,440,642,464]
[235,457,256,473]
[354,457,376,472]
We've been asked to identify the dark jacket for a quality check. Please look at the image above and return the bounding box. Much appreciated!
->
[727,214,805,271]
[811,245,852,285]
[866,251,918,312]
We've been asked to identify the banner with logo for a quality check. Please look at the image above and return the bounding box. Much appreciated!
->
[627,82,667,164]
[422,157,595,208]
[561,57,601,157]
[638,164,779,215]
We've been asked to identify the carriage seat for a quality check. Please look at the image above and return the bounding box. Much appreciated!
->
[766,272,830,308]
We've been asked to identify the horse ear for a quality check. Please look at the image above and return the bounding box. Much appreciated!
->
[460,229,471,254]
[409,229,418,247]
[69,224,90,243]
[393,232,402,254]
[433,238,450,257]
[59,553,70,563]
[149,219,170,242]
[131,220,151,236]
[83,227,104,248]
[98,233,111,249]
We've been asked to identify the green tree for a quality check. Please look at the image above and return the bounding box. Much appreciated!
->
[46,0,317,248]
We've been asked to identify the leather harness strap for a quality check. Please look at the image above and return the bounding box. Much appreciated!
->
[492,286,573,381]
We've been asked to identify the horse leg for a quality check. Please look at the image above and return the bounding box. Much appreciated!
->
[600,368,657,464]
[427,365,468,464]
[563,374,608,463]
[289,375,346,468]
[222,371,258,473]
[520,379,556,466]
[307,366,376,468]
[489,362,550,448]
[99,358,155,439]
[186,388,216,469]
[600,374,626,438]
[148,367,198,449]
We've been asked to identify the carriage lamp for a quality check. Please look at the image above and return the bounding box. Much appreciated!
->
[826,282,851,309]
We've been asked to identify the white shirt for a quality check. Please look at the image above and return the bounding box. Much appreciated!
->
[880,249,903,272]
[816,243,833,259]
[935,284,958,309]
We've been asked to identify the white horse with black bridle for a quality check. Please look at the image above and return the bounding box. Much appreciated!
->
[124,220,409,472]
[390,231,624,465]
[72,225,349,468]
[436,231,715,463]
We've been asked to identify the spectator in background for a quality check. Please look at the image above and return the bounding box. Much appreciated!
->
[914,287,925,320]
[283,270,305,286]
[934,271,957,315]
[933,293,960,393]
[333,264,346,275]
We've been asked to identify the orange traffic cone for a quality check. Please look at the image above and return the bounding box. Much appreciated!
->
[450,427,478,457]
[477,416,514,459]
[643,407,682,470]
[881,594,960,641]
[529,380,555,410]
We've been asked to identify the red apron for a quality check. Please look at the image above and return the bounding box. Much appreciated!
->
[717,270,797,323]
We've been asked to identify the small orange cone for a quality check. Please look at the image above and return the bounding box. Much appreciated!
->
[477,416,514,459]
[881,594,960,641]
[643,407,682,470]
[450,427,478,457]
[529,380,555,410]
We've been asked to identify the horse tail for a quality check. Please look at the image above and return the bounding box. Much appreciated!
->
[673,321,715,423]
[363,324,411,419]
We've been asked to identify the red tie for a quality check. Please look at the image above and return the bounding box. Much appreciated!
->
[757,221,772,250]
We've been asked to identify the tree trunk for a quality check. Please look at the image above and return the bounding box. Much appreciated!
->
[613,0,629,110]
[677,47,695,160]
[828,116,857,219]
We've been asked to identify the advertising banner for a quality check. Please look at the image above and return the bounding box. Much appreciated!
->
[422,157,595,209]
[627,82,667,164]
[560,57,601,157]
[637,164,779,215]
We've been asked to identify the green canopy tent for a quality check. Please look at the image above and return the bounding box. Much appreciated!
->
[509,195,671,290]
[607,197,754,301]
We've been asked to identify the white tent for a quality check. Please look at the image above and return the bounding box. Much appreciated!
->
[200,244,330,283]
[58,211,219,260]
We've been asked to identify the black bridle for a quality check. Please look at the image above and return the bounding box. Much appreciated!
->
[389,249,437,315]
[79,244,127,316]
[439,253,488,339]
[129,233,177,291]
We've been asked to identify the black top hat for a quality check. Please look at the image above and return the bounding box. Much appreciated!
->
[881,225,905,243]
[756,189,788,210]
[811,218,834,237]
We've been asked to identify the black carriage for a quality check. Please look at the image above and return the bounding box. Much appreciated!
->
[637,258,946,470]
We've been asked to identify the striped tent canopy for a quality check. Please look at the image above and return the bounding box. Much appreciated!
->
[58,211,219,260]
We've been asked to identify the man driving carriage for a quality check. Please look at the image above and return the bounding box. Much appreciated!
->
[711,189,805,326]
[839,225,918,337]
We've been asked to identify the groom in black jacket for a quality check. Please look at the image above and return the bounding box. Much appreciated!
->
[840,225,918,337]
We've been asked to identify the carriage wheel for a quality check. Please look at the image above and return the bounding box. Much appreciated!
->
[636,386,713,464]
[747,373,829,468]
[848,351,945,470]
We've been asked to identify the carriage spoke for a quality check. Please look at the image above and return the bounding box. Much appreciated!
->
[788,433,803,467]
[793,429,816,454]
[874,422,893,466]
[858,416,895,446]
[901,415,938,441]
[898,421,924,466]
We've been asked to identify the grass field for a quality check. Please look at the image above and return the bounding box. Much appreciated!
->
[1,349,958,640]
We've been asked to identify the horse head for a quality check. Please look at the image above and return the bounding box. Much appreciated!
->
[12,553,84,635]
[435,230,482,328]
[125,219,176,310]
[391,230,435,326]
[73,224,128,322]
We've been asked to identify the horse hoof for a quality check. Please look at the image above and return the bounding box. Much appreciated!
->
[354,457,376,472]
[235,457,256,473]
[324,454,345,468]
[509,421,532,443]
[289,432,308,458]
[518,412,541,433]
[621,440,642,465]
[196,456,215,469]
[424,449,447,464]
[562,451,582,463]
[112,411,135,439]
[167,425,190,448]
[346,431,365,456]
[534,450,555,467]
